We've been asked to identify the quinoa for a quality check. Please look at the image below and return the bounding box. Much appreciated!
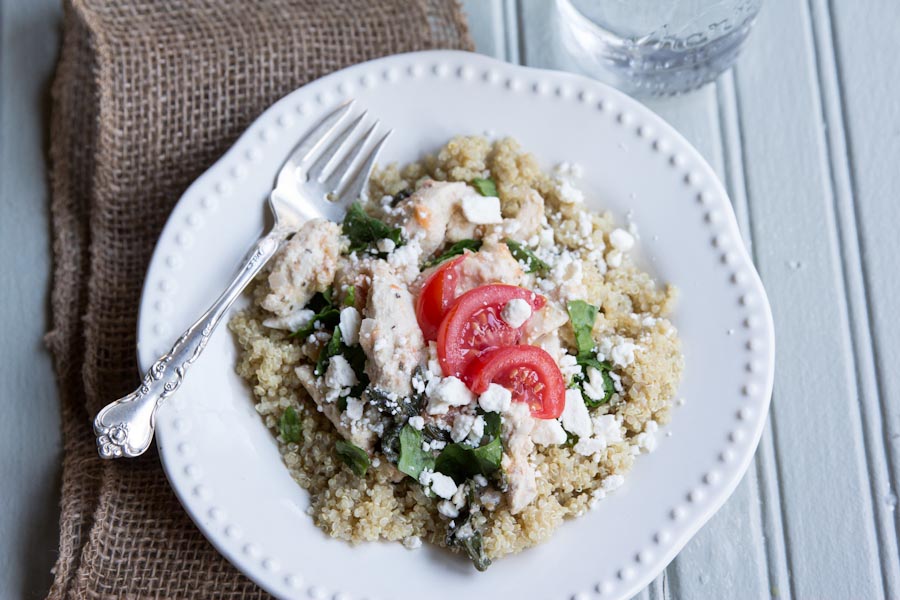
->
[229,136,683,564]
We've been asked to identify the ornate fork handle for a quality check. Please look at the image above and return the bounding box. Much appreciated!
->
[94,227,289,458]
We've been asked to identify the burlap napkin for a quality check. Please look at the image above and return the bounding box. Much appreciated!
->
[45,1,471,597]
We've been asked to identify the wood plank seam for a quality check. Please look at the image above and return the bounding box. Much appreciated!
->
[806,0,900,596]
[717,70,794,600]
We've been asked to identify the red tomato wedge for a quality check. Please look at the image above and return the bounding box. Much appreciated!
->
[437,284,546,379]
[415,254,468,341]
[466,346,566,419]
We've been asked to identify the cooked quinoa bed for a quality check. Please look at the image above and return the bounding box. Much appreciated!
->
[229,136,683,565]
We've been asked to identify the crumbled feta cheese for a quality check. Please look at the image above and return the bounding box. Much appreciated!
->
[473,474,488,487]
[582,367,609,402]
[591,473,626,505]
[642,316,658,327]
[558,353,583,382]
[402,536,422,549]
[478,383,512,413]
[451,412,476,443]
[574,437,606,456]
[387,239,422,283]
[437,500,460,518]
[262,308,315,332]
[420,469,458,499]
[531,419,567,446]
[557,178,584,204]
[461,194,503,224]
[610,339,637,368]
[338,306,361,346]
[551,252,586,301]
[376,237,396,254]
[344,397,365,421]
[561,389,592,438]
[451,483,468,509]
[538,227,555,248]
[466,415,486,444]
[592,414,624,446]
[408,415,425,430]
[324,356,358,392]
[635,420,659,453]
[501,298,532,328]
[609,228,635,252]
[426,376,475,414]
[606,250,623,268]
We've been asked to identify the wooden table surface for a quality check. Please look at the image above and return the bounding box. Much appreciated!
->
[2,1,898,598]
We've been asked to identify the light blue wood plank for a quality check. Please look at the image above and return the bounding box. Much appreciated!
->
[814,0,900,595]
[0,0,63,598]
[731,1,886,597]
[459,0,506,60]
[830,1,900,564]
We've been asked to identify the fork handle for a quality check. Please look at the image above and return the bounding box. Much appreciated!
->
[93,226,289,459]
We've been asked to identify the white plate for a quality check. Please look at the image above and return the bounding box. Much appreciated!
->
[139,50,775,600]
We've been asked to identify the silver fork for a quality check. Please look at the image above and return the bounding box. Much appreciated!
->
[93,101,390,459]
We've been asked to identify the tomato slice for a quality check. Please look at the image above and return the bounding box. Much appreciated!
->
[466,346,565,419]
[415,254,468,341]
[437,284,546,379]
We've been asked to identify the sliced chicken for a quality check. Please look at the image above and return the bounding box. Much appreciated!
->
[501,402,538,514]
[358,262,427,396]
[455,236,525,293]
[522,301,569,345]
[295,365,377,452]
[503,188,545,240]
[262,219,342,316]
[396,180,478,259]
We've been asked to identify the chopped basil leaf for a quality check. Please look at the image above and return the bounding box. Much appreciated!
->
[567,300,599,356]
[398,425,435,479]
[335,440,370,477]
[279,406,302,443]
[471,177,498,198]
[505,240,549,274]
[314,326,342,376]
[342,202,404,254]
[434,437,502,482]
[575,354,615,407]
[446,508,491,571]
[481,411,501,441]
[422,239,483,269]
[343,285,356,307]
[564,431,579,447]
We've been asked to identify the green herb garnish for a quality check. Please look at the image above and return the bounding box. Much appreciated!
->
[290,290,340,339]
[446,508,491,571]
[471,177,498,198]
[335,440,370,477]
[505,240,549,274]
[342,202,404,254]
[279,406,302,444]
[567,300,599,355]
[343,285,356,307]
[422,239,483,269]
[397,425,435,480]
[434,437,502,482]
[566,300,615,406]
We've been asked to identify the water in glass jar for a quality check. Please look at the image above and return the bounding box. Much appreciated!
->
[557,0,762,96]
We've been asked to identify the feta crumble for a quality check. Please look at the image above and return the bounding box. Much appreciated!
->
[419,469,458,499]
[324,356,357,394]
[531,419,567,446]
[427,376,475,415]
[609,228,635,252]
[478,383,512,413]
[408,415,425,430]
[338,306,361,346]
[561,389,592,438]
[461,194,503,224]
[501,298,532,328]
